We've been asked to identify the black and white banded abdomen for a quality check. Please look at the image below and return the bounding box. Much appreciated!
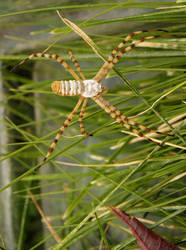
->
[51,79,102,97]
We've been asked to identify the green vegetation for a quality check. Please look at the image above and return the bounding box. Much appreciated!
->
[0,1,185,249]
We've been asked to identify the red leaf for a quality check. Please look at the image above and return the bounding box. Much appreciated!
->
[110,206,180,250]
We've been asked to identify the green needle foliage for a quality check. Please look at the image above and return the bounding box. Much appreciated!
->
[0,1,185,249]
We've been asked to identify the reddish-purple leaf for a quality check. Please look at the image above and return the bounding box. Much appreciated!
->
[110,206,180,250]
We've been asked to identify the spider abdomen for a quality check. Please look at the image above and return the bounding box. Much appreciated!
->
[51,79,102,98]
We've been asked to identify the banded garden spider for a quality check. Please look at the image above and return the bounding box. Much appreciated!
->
[15,29,171,168]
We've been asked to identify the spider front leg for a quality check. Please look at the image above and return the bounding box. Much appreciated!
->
[94,30,169,83]
[12,52,80,80]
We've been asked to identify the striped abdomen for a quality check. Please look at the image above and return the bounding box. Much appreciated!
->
[51,79,102,98]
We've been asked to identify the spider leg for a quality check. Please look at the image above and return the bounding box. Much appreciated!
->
[78,86,108,137]
[93,95,169,145]
[93,31,172,139]
[68,50,91,136]
[78,98,93,136]
[40,96,84,168]
[94,31,169,83]
[13,52,87,167]
[68,50,85,80]
[12,53,80,80]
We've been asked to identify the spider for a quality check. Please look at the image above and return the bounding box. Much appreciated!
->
[14,29,171,168]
